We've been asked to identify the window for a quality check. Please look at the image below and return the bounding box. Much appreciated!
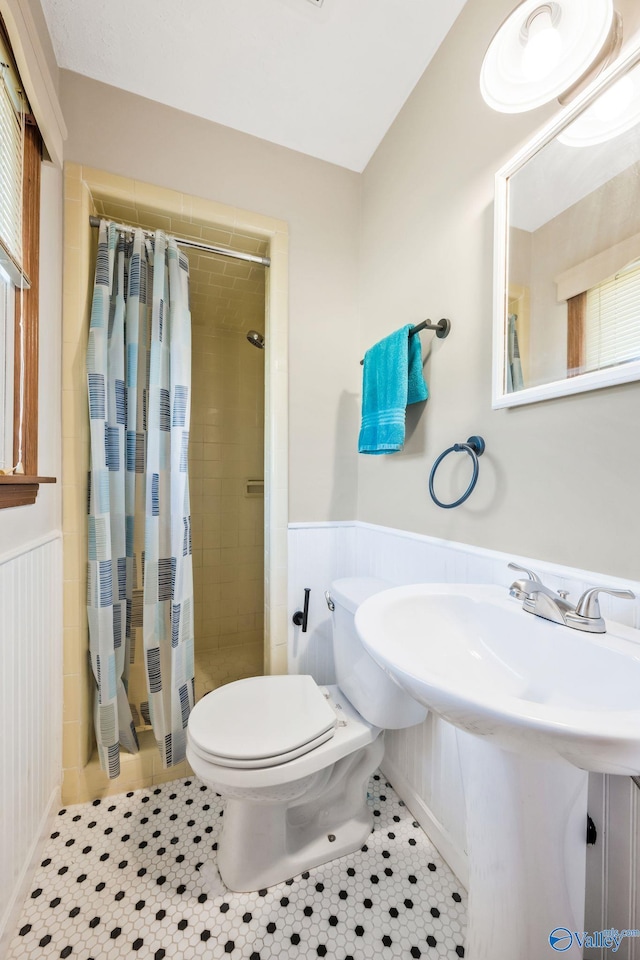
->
[566,259,640,380]
[0,19,53,508]
[0,263,15,470]
[584,260,640,373]
[0,47,24,284]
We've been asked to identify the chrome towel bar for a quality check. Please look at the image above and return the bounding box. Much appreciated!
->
[359,318,451,364]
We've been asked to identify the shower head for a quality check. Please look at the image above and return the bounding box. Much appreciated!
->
[246,330,265,350]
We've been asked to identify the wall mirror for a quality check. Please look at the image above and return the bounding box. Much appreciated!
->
[492,38,640,408]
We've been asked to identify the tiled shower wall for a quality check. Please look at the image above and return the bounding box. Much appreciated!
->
[190,326,264,699]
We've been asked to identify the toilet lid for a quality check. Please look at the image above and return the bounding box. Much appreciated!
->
[188,675,337,765]
[188,725,337,769]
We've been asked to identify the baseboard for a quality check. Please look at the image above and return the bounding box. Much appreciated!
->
[0,785,61,960]
[380,757,469,891]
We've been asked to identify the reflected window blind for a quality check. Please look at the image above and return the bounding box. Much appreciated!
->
[584,261,640,372]
[0,54,24,274]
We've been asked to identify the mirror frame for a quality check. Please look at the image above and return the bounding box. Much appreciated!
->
[492,37,640,409]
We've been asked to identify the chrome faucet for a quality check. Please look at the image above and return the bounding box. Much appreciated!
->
[507,562,635,634]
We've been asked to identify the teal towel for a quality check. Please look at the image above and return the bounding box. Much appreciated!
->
[358,324,428,455]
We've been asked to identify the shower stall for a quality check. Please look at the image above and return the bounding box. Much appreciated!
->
[188,305,266,701]
[60,165,286,801]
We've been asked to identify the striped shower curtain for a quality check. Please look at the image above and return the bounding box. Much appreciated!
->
[507,313,525,393]
[86,221,195,778]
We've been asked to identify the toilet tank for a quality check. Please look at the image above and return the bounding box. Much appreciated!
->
[329,578,427,730]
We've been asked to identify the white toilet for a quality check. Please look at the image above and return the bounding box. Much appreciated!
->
[186,577,427,892]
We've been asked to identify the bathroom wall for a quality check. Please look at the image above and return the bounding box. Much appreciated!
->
[0,165,62,945]
[358,0,640,580]
[59,71,362,527]
[0,536,62,952]
[0,3,64,946]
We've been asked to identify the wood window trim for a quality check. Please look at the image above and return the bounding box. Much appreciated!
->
[0,474,55,507]
[567,291,586,378]
[0,118,56,508]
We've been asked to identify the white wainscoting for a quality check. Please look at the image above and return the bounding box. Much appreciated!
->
[288,521,640,933]
[584,775,640,960]
[0,533,63,954]
[288,522,356,685]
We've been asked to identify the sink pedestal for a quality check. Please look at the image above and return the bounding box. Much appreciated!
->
[456,731,589,960]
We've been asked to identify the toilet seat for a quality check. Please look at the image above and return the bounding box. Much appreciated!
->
[187,683,382,791]
[188,674,338,769]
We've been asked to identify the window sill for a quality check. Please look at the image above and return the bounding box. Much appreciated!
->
[0,475,56,508]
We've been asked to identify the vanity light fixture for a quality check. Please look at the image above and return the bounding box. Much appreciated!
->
[480,0,622,113]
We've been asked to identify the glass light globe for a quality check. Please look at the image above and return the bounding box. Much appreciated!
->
[522,9,563,81]
[559,62,640,146]
[592,75,634,121]
[480,0,615,113]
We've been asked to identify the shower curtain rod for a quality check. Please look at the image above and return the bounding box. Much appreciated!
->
[88,215,271,267]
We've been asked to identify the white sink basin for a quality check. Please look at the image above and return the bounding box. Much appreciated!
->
[355,583,640,774]
[356,582,640,958]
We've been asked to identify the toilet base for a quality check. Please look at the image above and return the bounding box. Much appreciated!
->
[216,734,385,891]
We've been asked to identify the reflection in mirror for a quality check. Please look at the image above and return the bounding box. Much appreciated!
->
[493,43,640,407]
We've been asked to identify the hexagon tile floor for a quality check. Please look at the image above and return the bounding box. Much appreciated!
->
[6,772,467,960]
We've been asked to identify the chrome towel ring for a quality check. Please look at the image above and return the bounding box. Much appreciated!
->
[429,436,485,509]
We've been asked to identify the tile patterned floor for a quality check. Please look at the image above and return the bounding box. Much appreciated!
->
[7,773,467,960]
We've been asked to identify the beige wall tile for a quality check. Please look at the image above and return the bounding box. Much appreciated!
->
[62,484,85,534]
[81,166,136,199]
[61,768,80,805]
[64,626,87,676]
[64,173,83,202]
[190,327,265,694]
[63,579,85,628]
[152,765,188,785]
[62,438,89,487]
[62,389,89,441]
[199,226,233,246]
[63,532,85,582]
[62,721,82,769]
[63,675,81,723]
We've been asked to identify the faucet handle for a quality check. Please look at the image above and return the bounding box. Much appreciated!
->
[507,562,541,583]
[575,586,636,620]
[508,562,543,601]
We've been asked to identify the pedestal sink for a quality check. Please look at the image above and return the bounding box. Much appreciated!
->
[355,584,640,960]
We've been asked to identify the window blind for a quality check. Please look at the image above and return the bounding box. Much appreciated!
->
[0,264,14,470]
[0,38,25,285]
[584,261,640,372]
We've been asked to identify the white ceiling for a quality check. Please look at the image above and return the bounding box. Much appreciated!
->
[41,0,468,172]
[510,123,640,233]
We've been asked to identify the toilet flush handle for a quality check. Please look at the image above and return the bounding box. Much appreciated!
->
[292,588,311,632]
